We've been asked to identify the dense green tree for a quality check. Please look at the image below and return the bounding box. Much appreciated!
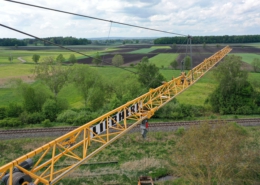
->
[112,54,124,67]
[108,74,144,109]
[17,83,49,113]
[68,54,77,64]
[42,98,69,121]
[140,56,149,63]
[56,54,66,63]
[252,58,260,72]
[8,55,13,63]
[207,55,259,114]
[70,65,107,110]
[170,59,178,69]
[34,56,70,98]
[0,107,7,119]
[92,52,102,66]
[7,103,23,117]
[32,54,40,64]
[184,56,191,70]
[136,57,166,88]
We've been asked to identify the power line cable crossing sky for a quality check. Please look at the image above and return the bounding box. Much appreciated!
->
[0,0,259,38]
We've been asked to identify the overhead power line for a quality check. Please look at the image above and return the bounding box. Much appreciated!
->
[4,0,187,37]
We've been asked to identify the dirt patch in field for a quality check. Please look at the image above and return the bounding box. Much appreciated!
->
[241,62,254,71]
[77,53,157,65]
[0,75,34,87]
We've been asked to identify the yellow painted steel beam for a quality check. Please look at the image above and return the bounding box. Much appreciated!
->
[0,46,232,185]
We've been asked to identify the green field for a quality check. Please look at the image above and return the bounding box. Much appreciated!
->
[151,46,171,49]
[232,53,260,64]
[128,48,157,54]
[0,64,35,78]
[0,48,116,64]
[243,43,260,48]
[177,72,217,106]
[0,64,182,107]
[0,60,259,109]
[149,54,178,68]
[177,72,260,106]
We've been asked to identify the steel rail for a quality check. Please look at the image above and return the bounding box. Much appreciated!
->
[1,118,260,135]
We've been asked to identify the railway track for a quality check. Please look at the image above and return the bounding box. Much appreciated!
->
[0,118,260,139]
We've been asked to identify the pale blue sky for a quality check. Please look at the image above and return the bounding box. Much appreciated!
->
[0,0,259,38]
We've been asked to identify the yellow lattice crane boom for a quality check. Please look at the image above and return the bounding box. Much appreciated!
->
[0,46,232,185]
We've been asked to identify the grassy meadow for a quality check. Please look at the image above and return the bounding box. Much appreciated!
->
[0,47,116,64]
[150,53,178,68]
[0,44,259,113]
[128,48,157,54]
[233,53,260,64]
[1,125,260,184]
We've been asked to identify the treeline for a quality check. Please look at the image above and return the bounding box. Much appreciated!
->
[38,36,92,46]
[0,37,92,46]
[0,38,27,46]
[154,35,260,44]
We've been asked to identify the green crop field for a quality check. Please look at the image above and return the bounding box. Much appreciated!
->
[0,64,35,78]
[243,43,260,48]
[149,53,178,68]
[177,71,217,106]
[151,46,171,49]
[177,72,260,106]
[0,48,116,64]
[128,48,157,54]
[232,53,260,64]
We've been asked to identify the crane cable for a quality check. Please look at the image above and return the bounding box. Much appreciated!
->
[3,0,187,37]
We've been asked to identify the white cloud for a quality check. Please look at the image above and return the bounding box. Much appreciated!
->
[0,0,259,38]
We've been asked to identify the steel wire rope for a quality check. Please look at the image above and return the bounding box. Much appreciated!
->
[3,0,187,37]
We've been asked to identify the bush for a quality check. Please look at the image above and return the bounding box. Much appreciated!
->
[175,127,185,136]
[72,111,99,126]
[0,107,7,119]
[57,110,77,124]
[7,103,23,117]
[0,118,22,127]
[236,106,253,115]
[154,101,205,120]
[19,111,29,125]
[27,112,45,124]
[42,119,52,127]
[43,98,69,121]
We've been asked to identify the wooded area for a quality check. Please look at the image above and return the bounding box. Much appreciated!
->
[0,37,92,46]
[154,35,260,44]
